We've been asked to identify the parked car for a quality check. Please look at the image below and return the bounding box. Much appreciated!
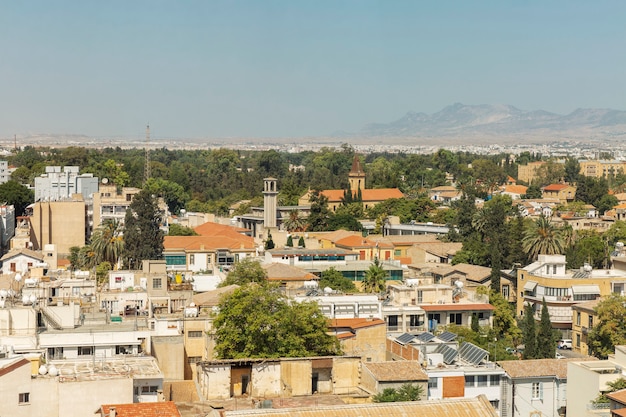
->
[557,339,572,350]
[555,351,565,359]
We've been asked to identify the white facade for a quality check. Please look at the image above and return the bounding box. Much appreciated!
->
[294,293,383,319]
[501,375,567,417]
[0,160,10,184]
[0,204,15,247]
[34,166,99,202]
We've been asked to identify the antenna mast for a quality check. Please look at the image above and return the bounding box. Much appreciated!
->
[144,124,151,183]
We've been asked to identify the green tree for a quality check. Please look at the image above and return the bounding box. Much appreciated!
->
[264,231,275,250]
[534,160,565,187]
[286,235,294,247]
[0,180,34,215]
[319,267,357,293]
[565,231,607,269]
[372,383,424,403]
[592,378,626,405]
[588,295,626,359]
[168,223,198,236]
[362,258,387,293]
[298,236,305,248]
[144,177,190,214]
[522,215,565,260]
[521,184,542,199]
[214,284,341,359]
[471,314,480,333]
[536,298,556,359]
[597,194,618,215]
[90,220,124,266]
[306,190,331,231]
[220,258,267,287]
[282,209,306,233]
[95,261,112,284]
[521,303,538,359]
[564,157,581,184]
[122,190,164,269]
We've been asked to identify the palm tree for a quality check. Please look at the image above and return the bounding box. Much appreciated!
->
[282,209,306,233]
[362,258,387,293]
[90,220,124,268]
[522,215,565,260]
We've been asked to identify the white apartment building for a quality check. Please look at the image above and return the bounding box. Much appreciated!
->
[34,165,99,202]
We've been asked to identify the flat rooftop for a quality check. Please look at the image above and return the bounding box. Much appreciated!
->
[44,356,162,381]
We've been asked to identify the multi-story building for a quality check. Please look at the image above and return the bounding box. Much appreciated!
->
[91,183,141,226]
[542,183,577,205]
[517,254,626,333]
[517,161,546,184]
[571,299,600,356]
[579,160,626,179]
[0,160,10,184]
[29,198,87,255]
[34,166,98,202]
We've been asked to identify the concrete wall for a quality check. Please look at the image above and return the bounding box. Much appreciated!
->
[151,335,185,380]
[281,360,311,396]
[0,307,37,336]
[331,357,361,395]
[31,200,86,255]
[198,363,231,399]
[340,323,386,362]
[251,362,282,398]
[58,378,133,417]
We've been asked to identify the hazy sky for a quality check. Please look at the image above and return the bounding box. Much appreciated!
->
[1,1,625,139]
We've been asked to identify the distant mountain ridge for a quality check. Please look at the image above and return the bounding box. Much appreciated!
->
[358,103,626,142]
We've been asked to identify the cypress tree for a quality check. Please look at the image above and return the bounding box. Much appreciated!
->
[286,235,293,247]
[521,303,538,359]
[298,236,305,248]
[537,298,556,359]
[471,314,480,333]
[264,232,275,250]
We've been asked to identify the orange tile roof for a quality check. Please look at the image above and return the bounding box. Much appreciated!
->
[612,408,626,417]
[194,221,250,236]
[396,256,413,265]
[608,388,626,405]
[543,184,569,191]
[328,318,386,330]
[335,235,376,248]
[503,184,527,194]
[164,235,255,251]
[321,188,403,202]
[361,188,404,201]
[100,402,181,417]
[420,303,495,312]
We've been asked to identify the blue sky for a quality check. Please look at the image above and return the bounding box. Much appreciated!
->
[1,1,625,139]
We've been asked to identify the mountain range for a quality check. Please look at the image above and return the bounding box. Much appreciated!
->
[352,103,626,144]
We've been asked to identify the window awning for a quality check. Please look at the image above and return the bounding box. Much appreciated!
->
[523,281,538,291]
[571,285,601,295]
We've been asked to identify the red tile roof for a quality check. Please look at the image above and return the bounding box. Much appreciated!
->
[543,184,569,191]
[420,303,495,312]
[607,388,626,405]
[194,221,250,236]
[100,402,181,417]
[328,318,385,330]
[321,188,403,202]
[335,235,376,248]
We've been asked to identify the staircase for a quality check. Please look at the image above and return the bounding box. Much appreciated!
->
[39,307,63,330]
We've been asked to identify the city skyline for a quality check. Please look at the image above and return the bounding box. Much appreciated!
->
[2,1,625,140]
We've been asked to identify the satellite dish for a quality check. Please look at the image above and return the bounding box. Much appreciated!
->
[48,366,58,376]
[22,295,30,305]
[324,287,333,294]
[14,273,22,282]
[29,294,37,304]
[455,281,464,289]
[39,365,48,375]
[102,177,109,184]
[189,302,196,307]
[0,289,7,298]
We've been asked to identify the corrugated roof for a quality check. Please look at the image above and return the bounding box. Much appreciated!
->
[101,401,181,417]
[363,361,428,382]
[221,395,498,416]
[497,358,587,379]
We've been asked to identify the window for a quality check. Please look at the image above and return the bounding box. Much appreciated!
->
[188,331,203,338]
[409,315,423,328]
[417,290,423,303]
[190,254,195,264]
[153,278,162,289]
[490,375,501,386]
[394,249,401,256]
[576,334,581,347]
[48,347,63,360]
[576,312,581,326]
[141,386,159,394]
[19,392,30,404]
[78,346,93,356]
[589,316,594,328]
[532,382,542,400]
[188,356,202,364]
[428,378,438,389]
[477,375,488,387]
[449,313,462,325]
[465,376,475,387]
[502,285,509,299]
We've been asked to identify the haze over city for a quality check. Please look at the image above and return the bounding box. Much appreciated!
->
[2,1,626,142]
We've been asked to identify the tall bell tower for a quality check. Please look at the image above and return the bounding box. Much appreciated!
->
[348,155,366,192]
[263,178,278,229]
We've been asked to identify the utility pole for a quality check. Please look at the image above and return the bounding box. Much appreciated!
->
[144,125,151,183]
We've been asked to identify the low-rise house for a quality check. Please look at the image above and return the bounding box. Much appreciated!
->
[361,361,429,396]
[0,354,163,417]
[1,248,44,274]
[429,185,462,205]
[327,318,387,362]
[542,184,577,205]
[498,358,577,417]
[197,356,361,399]
[607,389,626,417]
[263,262,319,297]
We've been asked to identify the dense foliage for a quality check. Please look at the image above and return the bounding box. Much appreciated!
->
[588,295,626,359]
[122,190,164,269]
[213,283,341,359]
[372,383,424,403]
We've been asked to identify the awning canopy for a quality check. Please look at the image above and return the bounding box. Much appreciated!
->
[571,285,601,295]
[523,281,538,291]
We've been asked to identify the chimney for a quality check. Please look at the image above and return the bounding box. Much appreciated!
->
[109,407,116,417]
